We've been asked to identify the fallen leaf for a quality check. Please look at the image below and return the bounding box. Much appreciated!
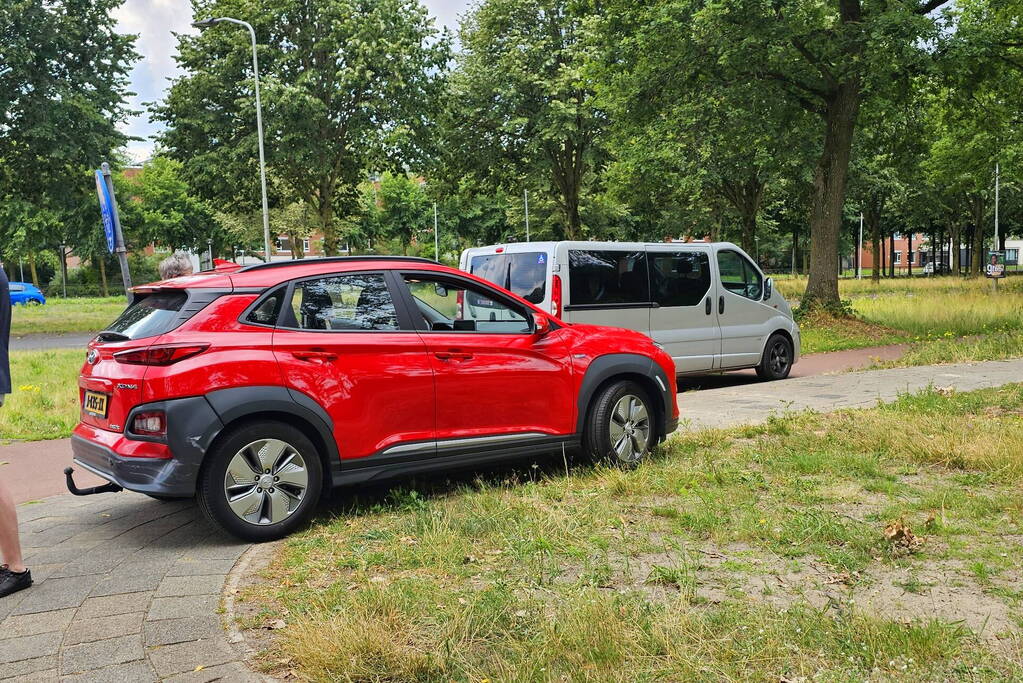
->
[194,665,205,672]
[824,572,852,586]
[884,518,923,556]
[935,386,955,397]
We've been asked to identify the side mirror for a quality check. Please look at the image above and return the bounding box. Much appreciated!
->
[763,277,773,300]
[533,314,551,336]
[435,284,448,297]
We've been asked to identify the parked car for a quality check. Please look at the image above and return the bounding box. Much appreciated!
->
[69,257,679,541]
[9,282,46,306]
[460,241,800,380]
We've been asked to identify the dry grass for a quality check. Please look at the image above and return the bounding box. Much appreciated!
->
[239,385,1023,681]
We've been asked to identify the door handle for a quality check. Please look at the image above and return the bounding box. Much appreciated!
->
[704,297,711,315]
[435,351,473,361]
[292,349,338,362]
[718,295,725,315]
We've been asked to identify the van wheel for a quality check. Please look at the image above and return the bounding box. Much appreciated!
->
[197,421,323,542]
[756,334,793,380]
[584,380,655,467]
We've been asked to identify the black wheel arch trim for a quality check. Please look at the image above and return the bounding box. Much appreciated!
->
[576,353,672,439]
[203,386,341,489]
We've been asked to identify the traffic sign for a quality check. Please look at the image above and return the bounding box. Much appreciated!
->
[95,169,116,253]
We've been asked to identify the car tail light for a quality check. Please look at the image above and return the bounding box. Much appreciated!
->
[550,274,562,318]
[132,410,166,437]
[114,343,210,366]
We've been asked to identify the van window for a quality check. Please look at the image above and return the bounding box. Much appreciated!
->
[717,250,763,301]
[650,251,711,307]
[568,250,649,306]
[468,252,547,304]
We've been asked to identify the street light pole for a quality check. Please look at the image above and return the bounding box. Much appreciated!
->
[192,17,271,263]
[524,189,530,242]
[433,202,439,262]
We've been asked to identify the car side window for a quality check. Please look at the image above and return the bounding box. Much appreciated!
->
[246,286,286,326]
[650,251,711,307]
[716,250,763,301]
[403,275,531,334]
[9,284,24,292]
[288,273,398,331]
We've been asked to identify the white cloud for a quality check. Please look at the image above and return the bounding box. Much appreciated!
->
[115,0,471,162]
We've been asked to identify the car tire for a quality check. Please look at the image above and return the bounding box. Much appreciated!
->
[755,333,793,380]
[197,421,323,542]
[584,380,656,467]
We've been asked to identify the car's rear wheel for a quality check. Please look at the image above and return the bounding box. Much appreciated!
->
[197,421,323,542]
[755,333,793,380]
[584,380,656,467]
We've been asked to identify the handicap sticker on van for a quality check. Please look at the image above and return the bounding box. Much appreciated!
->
[538,254,546,264]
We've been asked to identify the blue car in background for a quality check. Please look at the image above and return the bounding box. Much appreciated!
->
[9,282,46,306]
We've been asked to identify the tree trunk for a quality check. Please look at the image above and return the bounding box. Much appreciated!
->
[28,253,39,288]
[98,257,109,297]
[791,222,799,275]
[907,232,913,277]
[290,233,305,259]
[881,234,887,277]
[889,231,896,278]
[951,223,961,274]
[318,195,339,256]
[970,197,986,277]
[803,82,861,306]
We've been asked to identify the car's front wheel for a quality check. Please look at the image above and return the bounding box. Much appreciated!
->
[755,333,793,380]
[584,380,656,467]
[197,421,323,542]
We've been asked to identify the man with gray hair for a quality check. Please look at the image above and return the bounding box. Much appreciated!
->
[159,251,194,280]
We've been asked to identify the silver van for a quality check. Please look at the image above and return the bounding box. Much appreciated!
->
[459,241,800,379]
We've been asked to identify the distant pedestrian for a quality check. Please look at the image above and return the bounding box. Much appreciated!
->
[159,251,194,280]
[0,263,32,598]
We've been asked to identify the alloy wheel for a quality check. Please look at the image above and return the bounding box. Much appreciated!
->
[608,394,650,462]
[769,341,790,375]
[223,438,309,525]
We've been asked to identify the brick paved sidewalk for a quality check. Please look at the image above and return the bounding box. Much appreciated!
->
[0,494,256,681]
[2,357,1021,682]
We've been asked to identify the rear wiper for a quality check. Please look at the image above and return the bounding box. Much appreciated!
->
[94,330,130,343]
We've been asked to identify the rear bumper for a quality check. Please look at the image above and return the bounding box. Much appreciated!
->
[70,395,224,497]
[71,434,196,497]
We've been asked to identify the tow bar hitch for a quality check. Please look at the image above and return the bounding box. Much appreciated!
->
[64,467,123,496]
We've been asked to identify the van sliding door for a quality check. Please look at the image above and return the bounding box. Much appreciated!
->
[646,246,718,374]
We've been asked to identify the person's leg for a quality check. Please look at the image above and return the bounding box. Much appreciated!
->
[0,477,25,572]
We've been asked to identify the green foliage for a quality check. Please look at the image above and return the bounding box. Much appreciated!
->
[155,0,450,254]
[0,0,137,266]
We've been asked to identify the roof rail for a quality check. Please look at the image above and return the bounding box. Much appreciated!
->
[238,255,440,273]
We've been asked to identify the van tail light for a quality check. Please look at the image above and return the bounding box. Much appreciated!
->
[550,274,563,318]
[456,289,465,319]
[114,343,210,366]
[132,410,166,437]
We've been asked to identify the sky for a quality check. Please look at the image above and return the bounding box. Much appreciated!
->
[113,0,472,163]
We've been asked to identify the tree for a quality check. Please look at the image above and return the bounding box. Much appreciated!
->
[593,6,817,254]
[0,0,138,272]
[376,173,431,255]
[440,0,606,239]
[604,0,955,306]
[154,0,450,255]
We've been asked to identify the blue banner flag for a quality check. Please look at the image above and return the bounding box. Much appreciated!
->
[95,170,116,253]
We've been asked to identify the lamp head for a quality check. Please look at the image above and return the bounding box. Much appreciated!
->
[191,18,219,28]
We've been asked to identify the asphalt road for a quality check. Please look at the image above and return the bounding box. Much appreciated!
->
[10,332,96,352]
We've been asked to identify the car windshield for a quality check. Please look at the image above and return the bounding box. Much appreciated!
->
[102,291,187,341]
[469,252,547,304]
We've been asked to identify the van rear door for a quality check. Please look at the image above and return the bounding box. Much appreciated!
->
[465,248,551,315]
[646,245,719,373]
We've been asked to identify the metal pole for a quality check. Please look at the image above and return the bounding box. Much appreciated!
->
[433,202,439,262]
[524,189,530,242]
[101,162,132,298]
[59,245,67,298]
[18,259,23,282]
[857,212,863,279]
[995,162,1000,251]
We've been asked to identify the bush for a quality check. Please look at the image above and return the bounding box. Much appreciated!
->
[47,253,162,297]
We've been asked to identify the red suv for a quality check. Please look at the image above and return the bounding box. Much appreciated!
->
[71,257,679,540]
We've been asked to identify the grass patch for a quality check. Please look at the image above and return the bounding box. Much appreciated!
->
[0,350,82,442]
[10,297,126,336]
[241,385,1023,680]
[875,331,1023,368]
[798,311,909,354]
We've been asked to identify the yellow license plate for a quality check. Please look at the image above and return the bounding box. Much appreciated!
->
[83,391,109,418]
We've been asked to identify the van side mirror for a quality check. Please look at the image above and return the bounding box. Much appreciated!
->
[533,314,551,336]
[764,277,773,300]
